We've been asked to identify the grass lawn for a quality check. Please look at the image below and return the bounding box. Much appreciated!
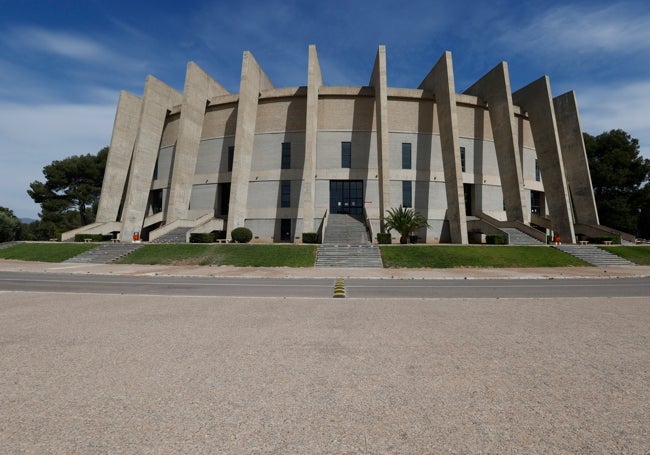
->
[600,246,650,265]
[0,242,98,262]
[380,245,590,268]
[116,244,318,267]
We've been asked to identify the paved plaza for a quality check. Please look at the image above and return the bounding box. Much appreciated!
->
[1,267,648,453]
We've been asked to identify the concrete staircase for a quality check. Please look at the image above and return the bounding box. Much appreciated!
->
[316,244,383,268]
[316,214,382,267]
[323,214,370,244]
[150,227,192,244]
[553,245,635,266]
[0,241,20,250]
[500,227,544,245]
[64,243,144,264]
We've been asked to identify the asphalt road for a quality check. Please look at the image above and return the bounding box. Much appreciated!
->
[0,271,649,299]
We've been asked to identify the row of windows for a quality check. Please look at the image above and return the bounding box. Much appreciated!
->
[227,142,541,181]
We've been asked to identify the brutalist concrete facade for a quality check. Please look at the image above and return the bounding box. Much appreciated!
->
[69,45,605,244]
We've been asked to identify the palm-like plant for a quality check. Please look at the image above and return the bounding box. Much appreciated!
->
[384,206,430,244]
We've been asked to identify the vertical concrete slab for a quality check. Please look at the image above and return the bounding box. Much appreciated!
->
[464,62,528,223]
[513,77,575,243]
[166,62,229,222]
[553,91,599,225]
[227,51,274,230]
[419,52,468,244]
[301,45,322,233]
[369,45,392,231]
[96,91,142,222]
[120,76,182,241]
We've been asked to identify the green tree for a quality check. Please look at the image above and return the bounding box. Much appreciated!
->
[27,147,108,232]
[0,207,21,242]
[584,130,650,236]
[384,205,430,244]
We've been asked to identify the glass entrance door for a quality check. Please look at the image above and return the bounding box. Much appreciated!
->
[330,180,363,215]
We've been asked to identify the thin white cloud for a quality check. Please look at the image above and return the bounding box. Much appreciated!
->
[577,80,650,158]
[5,26,112,62]
[501,4,650,57]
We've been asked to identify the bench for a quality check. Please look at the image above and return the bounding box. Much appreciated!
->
[111,238,121,243]
[603,240,613,245]
[579,240,589,245]
[84,238,92,243]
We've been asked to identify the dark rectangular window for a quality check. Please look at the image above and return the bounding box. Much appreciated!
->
[281,142,291,169]
[402,181,412,208]
[535,159,540,181]
[460,147,466,172]
[227,146,234,172]
[341,142,351,168]
[402,143,412,169]
[281,180,291,208]
[280,218,291,241]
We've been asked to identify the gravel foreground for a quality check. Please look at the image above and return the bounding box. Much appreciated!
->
[1,291,648,453]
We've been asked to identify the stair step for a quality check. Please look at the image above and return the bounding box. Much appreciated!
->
[553,245,635,266]
[64,243,144,264]
[150,227,192,244]
[316,244,383,268]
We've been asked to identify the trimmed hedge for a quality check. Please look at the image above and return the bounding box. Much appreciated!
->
[377,232,392,244]
[302,232,319,243]
[486,234,507,245]
[231,227,253,243]
[190,233,214,243]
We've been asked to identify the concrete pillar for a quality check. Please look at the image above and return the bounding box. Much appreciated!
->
[419,52,468,244]
[513,77,575,243]
[165,62,228,223]
[96,91,142,222]
[369,45,392,232]
[227,51,274,231]
[553,91,599,225]
[301,45,322,233]
[464,62,528,223]
[120,76,182,241]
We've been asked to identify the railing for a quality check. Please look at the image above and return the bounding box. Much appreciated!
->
[363,207,373,242]
[472,212,548,243]
[147,212,215,242]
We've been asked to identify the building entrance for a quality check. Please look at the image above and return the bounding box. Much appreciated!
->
[329,180,363,215]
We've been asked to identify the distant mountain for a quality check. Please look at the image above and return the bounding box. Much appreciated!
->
[20,218,37,224]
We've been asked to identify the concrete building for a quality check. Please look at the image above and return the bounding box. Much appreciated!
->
[65,45,618,245]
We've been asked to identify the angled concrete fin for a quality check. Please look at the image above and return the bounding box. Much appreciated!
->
[464,61,527,223]
[513,77,575,242]
[419,51,468,244]
[553,90,599,225]
[120,76,182,241]
[96,90,142,223]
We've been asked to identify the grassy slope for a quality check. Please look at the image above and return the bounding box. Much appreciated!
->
[116,244,318,267]
[0,243,601,268]
[600,246,650,265]
[0,243,98,262]
[380,245,590,268]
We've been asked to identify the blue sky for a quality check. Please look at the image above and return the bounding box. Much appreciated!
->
[1,0,649,219]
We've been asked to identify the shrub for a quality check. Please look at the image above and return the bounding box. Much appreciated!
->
[212,230,227,240]
[302,232,319,243]
[231,227,253,243]
[377,232,392,244]
[486,234,507,245]
[190,232,214,243]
